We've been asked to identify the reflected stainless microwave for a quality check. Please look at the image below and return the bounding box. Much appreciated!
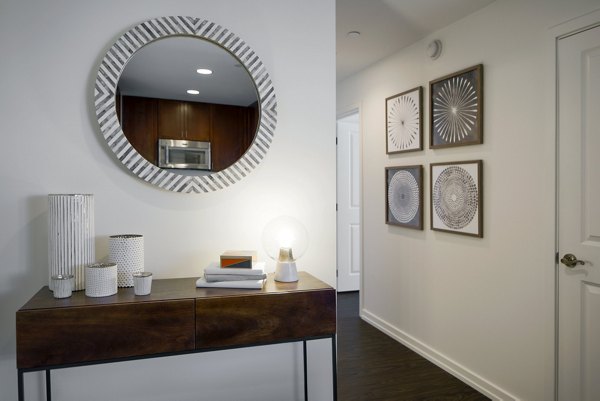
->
[158,139,211,170]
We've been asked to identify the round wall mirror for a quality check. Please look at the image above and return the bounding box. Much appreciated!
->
[94,17,277,193]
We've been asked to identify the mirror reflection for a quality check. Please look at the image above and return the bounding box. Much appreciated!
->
[116,36,259,173]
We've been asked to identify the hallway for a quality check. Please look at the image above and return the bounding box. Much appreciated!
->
[337,292,489,400]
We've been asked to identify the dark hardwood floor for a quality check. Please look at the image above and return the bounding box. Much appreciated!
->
[337,292,490,401]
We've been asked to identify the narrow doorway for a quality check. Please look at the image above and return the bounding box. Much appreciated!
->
[336,110,361,292]
[556,22,600,400]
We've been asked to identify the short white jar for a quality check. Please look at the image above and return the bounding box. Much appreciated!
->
[133,272,152,296]
[85,263,117,297]
[51,274,73,299]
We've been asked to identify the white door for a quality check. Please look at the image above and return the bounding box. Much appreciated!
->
[557,23,600,401]
[336,111,361,292]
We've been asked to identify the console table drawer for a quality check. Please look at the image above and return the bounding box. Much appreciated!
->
[16,300,195,369]
[195,290,335,349]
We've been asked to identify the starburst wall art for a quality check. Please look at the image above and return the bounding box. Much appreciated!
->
[386,87,423,154]
[430,65,483,149]
[385,165,423,230]
[430,160,482,237]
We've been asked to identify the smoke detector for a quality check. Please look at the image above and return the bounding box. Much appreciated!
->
[427,39,442,60]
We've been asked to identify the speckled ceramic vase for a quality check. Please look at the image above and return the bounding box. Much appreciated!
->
[109,234,144,287]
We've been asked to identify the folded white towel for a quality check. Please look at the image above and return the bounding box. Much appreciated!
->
[196,277,265,289]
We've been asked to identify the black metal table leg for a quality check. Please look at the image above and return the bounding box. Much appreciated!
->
[46,370,51,401]
[18,370,24,401]
[303,340,308,401]
[331,335,337,401]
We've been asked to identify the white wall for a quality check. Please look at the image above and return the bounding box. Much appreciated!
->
[0,0,336,400]
[338,0,600,400]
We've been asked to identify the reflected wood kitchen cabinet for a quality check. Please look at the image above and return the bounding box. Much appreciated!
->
[120,96,158,164]
[187,102,212,141]
[157,99,211,142]
[210,104,252,172]
[119,95,257,172]
[156,98,183,140]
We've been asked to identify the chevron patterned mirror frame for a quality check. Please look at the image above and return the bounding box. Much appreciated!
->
[94,16,277,193]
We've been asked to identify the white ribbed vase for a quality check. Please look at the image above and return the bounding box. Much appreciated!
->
[109,234,144,287]
[48,194,95,291]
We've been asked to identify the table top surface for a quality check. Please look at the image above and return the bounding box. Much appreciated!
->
[19,271,334,311]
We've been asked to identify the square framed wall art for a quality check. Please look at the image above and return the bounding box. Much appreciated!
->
[385,165,423,230]
[430,160,482,237]
[386,86,423,154]
[429,64,483,149]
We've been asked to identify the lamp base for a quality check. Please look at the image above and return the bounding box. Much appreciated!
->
[274,261,298,282]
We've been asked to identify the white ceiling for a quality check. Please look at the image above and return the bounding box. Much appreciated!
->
[118,36,257,106]
[119,1,496,103]
[336,0,496,81]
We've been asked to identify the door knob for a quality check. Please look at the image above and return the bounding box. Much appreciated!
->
[560,253,585,268]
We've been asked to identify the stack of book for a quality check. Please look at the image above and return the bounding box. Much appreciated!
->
[196,251,267,289]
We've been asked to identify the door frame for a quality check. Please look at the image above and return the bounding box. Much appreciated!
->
[336,104,363,297]
[552,9,600,400]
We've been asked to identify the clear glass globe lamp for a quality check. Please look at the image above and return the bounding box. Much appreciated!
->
[261,216,308,282]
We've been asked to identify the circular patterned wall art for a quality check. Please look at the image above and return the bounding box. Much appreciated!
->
[386,87,422,153]
[432,165,478,230]
[432,76,478,144]
[388,170,420,223]
[388,96,419,150]
[430,64,482,148]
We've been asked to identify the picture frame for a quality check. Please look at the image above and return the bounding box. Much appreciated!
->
[385,165,423,230]
[386,86,423,154]
[429,64,483,149]
[430,160,482,237]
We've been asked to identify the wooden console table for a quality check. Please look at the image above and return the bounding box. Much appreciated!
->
[16,272,336,401]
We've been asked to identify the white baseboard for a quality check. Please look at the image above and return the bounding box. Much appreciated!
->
[360,308,520,401]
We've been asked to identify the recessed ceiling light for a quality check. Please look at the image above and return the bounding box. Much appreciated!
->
[196,68,213,75]
[346,31,361,38]
[187,89,200,95]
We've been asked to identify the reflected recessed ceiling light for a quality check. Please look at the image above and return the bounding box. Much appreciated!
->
[346,31,361,38]
[196,68,213,75]
[187,89,200,95]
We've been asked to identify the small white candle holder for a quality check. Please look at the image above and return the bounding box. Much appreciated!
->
[133,272,152,296]
[51,274,73,299]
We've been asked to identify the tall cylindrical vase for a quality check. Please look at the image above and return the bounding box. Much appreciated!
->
[48,194,95,291]
[109,234,144,287]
